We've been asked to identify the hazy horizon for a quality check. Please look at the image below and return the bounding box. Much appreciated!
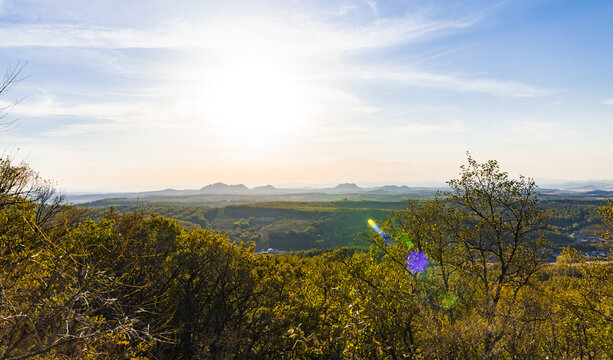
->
[61,177,613,194]
[1,0,612,190]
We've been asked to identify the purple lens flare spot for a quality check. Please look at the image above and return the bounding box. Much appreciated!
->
[406,251,429,274]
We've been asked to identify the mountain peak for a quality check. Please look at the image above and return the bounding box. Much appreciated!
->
[333,183,362,191]
[200,183,249,193]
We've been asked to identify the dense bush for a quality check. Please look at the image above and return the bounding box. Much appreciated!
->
[2,156,613,359]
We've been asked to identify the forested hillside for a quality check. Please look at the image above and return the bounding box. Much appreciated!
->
[83,198,607,255]
[2,156,613,359]
[84,201,400,250]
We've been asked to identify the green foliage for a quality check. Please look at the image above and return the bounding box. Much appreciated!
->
[4,155,613,359]
[85,197,607,255]
[600,199,613,242]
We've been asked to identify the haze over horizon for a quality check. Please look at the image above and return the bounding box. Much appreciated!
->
[63,178,613,195]
[1,0,612,191]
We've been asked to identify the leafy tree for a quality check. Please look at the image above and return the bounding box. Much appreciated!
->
[372,154,552,358]
[162,229,291,359]
[600,199,613,242]
[5,142,613,359]
[445,154,551,358]
[0,160,166,359]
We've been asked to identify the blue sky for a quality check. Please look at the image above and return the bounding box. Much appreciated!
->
[0,0,611,191]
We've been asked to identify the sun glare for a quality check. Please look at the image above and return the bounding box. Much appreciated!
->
[198,53,309,145]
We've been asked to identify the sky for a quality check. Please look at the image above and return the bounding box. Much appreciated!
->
[0,0,612,191]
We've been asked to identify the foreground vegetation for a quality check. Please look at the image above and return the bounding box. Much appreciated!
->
[2,156,613,359]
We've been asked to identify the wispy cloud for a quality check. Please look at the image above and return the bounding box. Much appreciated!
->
[0,4,542,99]
[329,67,551,97]
[603,98,613,105]
[363,0,378,15]
[2,0,586,189]
[0,11,474,53]
[0,97,177,133]
[0,23,184,48]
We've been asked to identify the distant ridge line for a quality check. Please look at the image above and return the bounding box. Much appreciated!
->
[64,180,613,204]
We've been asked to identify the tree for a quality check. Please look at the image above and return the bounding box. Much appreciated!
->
[446,154,551,358]
[0,63,25,132]
[378,154,552,358]
[600,199,613,243]
[163,228,285,359]
[0,159,161,359]
[546,199,613,358]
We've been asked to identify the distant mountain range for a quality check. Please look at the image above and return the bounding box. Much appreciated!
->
[65,181,613,204]
[200,182,251,194]
[65,182,444,203]
[196,182,441,195]
[540,181,613,191]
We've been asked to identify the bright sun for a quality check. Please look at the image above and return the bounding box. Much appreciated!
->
[199,53,309,145]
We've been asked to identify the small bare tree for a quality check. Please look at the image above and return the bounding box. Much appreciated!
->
[0,63,26,132]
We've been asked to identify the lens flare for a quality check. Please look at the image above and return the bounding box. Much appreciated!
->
[400,235,413,248]
[406,251,429,274]
[367,219,391,244]
[440,292,458,309]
